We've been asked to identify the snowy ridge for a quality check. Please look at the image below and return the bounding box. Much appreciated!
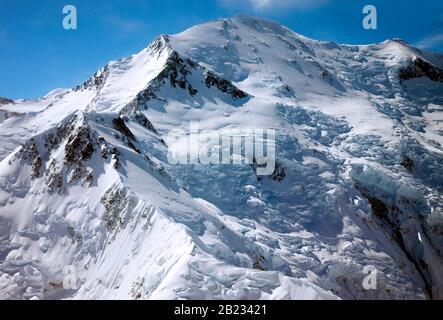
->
[0,15,443,300]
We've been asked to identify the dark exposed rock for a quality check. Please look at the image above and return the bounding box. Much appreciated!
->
[270,161,286,182]
[251,158,286,182]
[65,126,96,165]
[126,87,160,111]
[15,117,93,188]
[120,55,188,114]
[147,34,170,53]
[121,112,157,134]
[47,172,63,195]
[120,51,247,129]
[392,38,408,45]
[70,166,83,183]
[204,71,248,100]
[112,117,141,153]
[398,139,443,193]
[74,65,109,91]
[84,170,94,185]
[45,115,77,153]
[0,97,15,105]
[100,143,121,169]
[188,84,198,96]
[251,254,268,271]
[112,150,121,170]
[101,186,135,231]
[17,139,42,179]
[33,118,113,189]
[355,184,389,221]
[81,143,94,160]
[401,156,415,172]
[67,226,75,238]
[354,182,436,298]
[14,114,123,191]
[157,51,196,89]
[127,141,141,154]
[18,139,39,162]
[63,123,100,185]
[400,57,443,83]
[278,84,296,98]
[31,156,42,179]
[113,117,135,141]
[366,196,389,220]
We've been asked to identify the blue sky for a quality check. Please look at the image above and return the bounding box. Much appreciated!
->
[1,0,442,99]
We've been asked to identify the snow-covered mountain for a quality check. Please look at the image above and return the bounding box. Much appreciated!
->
[0,15,442,300]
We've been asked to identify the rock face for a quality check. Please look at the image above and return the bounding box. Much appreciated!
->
[0,97,14,105]
[0,16,442,300]
[74,65,109,91]
[352,166,443,299]
[204,71,248,99]
[121,49,249,118]
[400,57,443,82]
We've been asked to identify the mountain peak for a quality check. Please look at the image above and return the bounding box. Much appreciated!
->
[0,97,15,105]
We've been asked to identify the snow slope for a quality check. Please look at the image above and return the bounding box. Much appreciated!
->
[0,15,442,300]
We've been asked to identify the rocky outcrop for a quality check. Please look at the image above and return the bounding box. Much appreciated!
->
[64,125,98,185]
[0,97,15,105]
[352,167,443,300]
[112,117,135,141]
[121,50,248,118]
[158,51,197,90]
[120,111,158,134]
[16,139,41,179]
[12,115,119,193]
[269,161,286,182]
[101,186,137,231]
[401,156,415,172]
[119,51,199,122]
[400,57,443,83]
[74,65,109,91]
[204,71,248,99]
[147,34,170,53]
[112,117,141,154]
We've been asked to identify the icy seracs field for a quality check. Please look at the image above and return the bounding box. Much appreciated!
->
[0,15,443,300]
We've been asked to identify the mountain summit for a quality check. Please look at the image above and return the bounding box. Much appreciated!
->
[0,16,442,300]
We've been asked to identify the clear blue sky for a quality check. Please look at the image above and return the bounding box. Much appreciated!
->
[1,0,442,99]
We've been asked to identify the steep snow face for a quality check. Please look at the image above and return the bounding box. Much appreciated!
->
[86,43,173,114]
[1,15,443,300]
[170,16,345,99]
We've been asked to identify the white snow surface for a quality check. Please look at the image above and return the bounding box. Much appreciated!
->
[0,15,443,300]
